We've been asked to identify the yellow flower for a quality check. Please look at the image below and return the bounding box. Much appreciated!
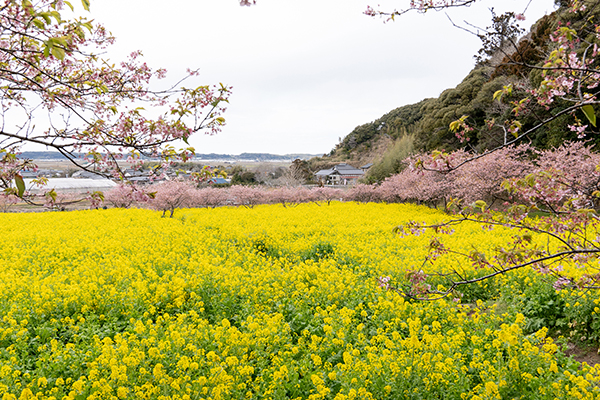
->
[311,374,324,387]
[116,387,128,399]
[311,354,322,366]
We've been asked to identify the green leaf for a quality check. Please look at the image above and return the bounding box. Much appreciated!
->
[40,12,52,24]
[582,104,596,127]
[525,174,535,187]
[493,89,503,101]
[14,174,25,198]
[474,200,487,211]
[49,10,61,23]
[33,18,45,29]
[22,0,34,14]
[53,36,68,46]
[81,0,90,11]
[92,191,105,201]
[449,120,460,132]
[51,46,65,60]
[46,189,57,202]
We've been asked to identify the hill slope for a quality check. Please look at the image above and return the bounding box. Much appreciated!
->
[310,4,600,181]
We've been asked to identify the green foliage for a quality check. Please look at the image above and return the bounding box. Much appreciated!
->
[504,275,567,334]
[299,242,335,262]
[249,234,281,259]
[228,165,257,185]
[328,66,494,160]
[560,289,600,344]
[419,68,491,150]
[334,100,430,155]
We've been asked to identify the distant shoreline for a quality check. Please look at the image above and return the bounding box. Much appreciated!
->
[20,151,320,163]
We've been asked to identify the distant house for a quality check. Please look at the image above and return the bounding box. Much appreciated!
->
[21,169,62,178]
[71,170,105,179]
[360,163,373,172]
[314,163,365,185]
[208,177,230,185]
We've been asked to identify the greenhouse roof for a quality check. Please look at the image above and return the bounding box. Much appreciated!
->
[24,178,117,192]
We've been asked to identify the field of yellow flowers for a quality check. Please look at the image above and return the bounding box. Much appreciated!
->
[0,202,599,400]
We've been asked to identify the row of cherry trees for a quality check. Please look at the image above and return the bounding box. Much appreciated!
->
[379,141,600,210]
[95,140,600,219]
[105,182,348,218]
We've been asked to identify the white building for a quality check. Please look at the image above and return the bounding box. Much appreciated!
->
[314,163,365,185]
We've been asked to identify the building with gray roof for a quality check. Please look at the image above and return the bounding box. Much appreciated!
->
[314,163,365,185]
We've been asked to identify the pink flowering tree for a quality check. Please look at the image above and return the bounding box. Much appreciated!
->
[358,1,600,300]
[345,183,381,203]
[191,186,228,209]
[291,186,318,204]
[447,145,533,206]
[393,150,600,298]
[311,186,344,205]
[387,144,600,300]
[1,0,230,204]
[149,180,194,217]
[0,193,18,212]
[375,146,532,208]
[376,152,462,208]
[266,186,306,208]
[227,185,265,208]
[105,183,151,209]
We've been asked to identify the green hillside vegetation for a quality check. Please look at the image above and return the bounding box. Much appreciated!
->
[311,2,600,181]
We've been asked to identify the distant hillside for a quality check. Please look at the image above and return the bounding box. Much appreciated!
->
[312,3,600,182]
[20,151,72,160]
[194,153,318,161]
[20,151,318,162]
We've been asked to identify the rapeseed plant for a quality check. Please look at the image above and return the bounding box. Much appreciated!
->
[0,203,597,399]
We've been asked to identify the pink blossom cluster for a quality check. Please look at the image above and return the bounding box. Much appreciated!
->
[405,270,431,297]
[378,145,532,208]
[377,276,392,290]
[376,142,600,212]
[0,0,231,205]
[105,184,151,208]
[0,193,18,212]
[531,23,600,113]
[384,142,600,298]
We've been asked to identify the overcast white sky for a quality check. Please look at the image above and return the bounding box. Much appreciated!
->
[88,0,556,156]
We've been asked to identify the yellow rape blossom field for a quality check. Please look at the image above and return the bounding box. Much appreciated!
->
[0,202,599,399]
